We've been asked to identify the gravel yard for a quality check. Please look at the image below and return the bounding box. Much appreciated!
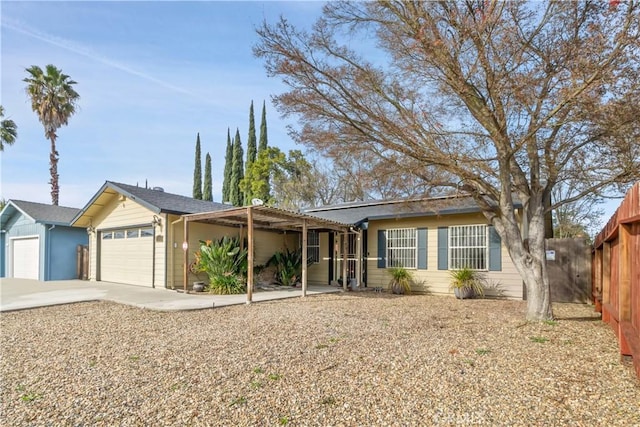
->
[1,293,639,426]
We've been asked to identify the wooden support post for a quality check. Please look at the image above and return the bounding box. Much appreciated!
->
[302,219,308,297]
[593,247,603,312]
[602,241,611,322]
[246,207,254,304]
[619,224,632,322]
[183,218,189,292]
[342,232,348,291]
[618,224,632,355]
[355,229,362,289]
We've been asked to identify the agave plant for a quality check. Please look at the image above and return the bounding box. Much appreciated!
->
[268,248,303,286]
[193,237,248,294]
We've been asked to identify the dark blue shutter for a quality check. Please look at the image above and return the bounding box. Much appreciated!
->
[488,225,502,271]
[437,227,448,270]
[417,228,428,269]
[377,230,386,268]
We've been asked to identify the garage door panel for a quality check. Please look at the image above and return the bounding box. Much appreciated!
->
[100,230,152,286]
[12,237,39,280]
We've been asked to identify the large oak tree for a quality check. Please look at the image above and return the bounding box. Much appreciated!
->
[255,1,640,320]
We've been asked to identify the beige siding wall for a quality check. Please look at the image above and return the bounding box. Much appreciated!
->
[307,232,330,285]
[88,196,166,287]
[366,213,523,299]
[88,232,97,281]
[167,219,298,289]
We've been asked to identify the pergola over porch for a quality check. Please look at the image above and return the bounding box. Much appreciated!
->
[181,205,358,303]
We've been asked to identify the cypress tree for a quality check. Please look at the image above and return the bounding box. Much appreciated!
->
[203,152,213,201]
[258,100,268,153]
[192,133,202,200]
[253,101,271,202]
[245,101,257,204]
[247,101,257,164]
[222,128,233,203]
[229,128,244,206]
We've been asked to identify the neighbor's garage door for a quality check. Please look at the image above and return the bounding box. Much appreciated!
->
[12,237,40,280]
[99,227,154,286]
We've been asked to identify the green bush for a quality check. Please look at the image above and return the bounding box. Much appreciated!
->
[449,267,485,297]
[387,266,413,294]
[193,237,248,294]
[268,248,303,286]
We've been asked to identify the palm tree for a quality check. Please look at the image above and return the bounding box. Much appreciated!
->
[24,64,80,205]
[0,106,18,151]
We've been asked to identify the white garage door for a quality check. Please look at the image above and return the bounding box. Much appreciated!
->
[12,237,40,280]
[99,227,154,286]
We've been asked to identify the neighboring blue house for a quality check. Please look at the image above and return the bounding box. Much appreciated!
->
[0,200,88,281]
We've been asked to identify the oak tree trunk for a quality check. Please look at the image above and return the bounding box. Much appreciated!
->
[495,202,553,321]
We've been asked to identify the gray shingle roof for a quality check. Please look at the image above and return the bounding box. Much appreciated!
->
[107,181,229,215]
[305,196,494,225]
[4,200,81,225]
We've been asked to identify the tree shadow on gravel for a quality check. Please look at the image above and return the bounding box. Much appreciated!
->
[554,316,601,322]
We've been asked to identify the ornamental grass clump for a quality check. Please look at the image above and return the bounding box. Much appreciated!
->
[387,266,413,295]
[449,267,485,298]
[193,237,248,294]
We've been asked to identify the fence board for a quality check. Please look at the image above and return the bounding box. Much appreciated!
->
[592,182,640,377]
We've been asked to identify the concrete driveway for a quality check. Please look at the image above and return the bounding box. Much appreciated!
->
[0,278,341,312]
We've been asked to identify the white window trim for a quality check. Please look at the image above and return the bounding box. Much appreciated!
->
[386,228,418,269]
[448,224,489,271]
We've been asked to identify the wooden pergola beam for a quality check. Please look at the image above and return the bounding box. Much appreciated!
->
[302,219,308,297]
[247,207,254,304]
[183,217,189,292]
[181,205,353,296]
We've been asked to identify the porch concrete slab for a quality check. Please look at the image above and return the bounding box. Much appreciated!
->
[0,278,342,312]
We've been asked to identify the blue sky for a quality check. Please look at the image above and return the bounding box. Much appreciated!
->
[1,1,324,208]
[0,1,623,225]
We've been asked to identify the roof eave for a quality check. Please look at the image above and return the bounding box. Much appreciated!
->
[71,181,162,226]
[107,182,162,215]
[1,201,36,224]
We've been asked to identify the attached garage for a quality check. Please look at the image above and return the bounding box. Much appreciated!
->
[71,181,229,288]
[11,237,40,279]
[99,227,154,286]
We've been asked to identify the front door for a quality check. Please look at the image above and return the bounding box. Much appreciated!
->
[329,231,366,287]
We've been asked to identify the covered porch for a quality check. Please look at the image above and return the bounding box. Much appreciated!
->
[181,205,362,303]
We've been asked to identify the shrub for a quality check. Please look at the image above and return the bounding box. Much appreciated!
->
[449,267,485,297]
[268,248,303,286]
[388,266,413,294]
[193,237,247,294]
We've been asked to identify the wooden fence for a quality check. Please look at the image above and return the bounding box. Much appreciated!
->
[592,182,640,377]
[76,245,89,280]
[546,238,591,303]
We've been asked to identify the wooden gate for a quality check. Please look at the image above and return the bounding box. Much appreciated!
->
[546,238,591,303]
[592,182,640,377]
[76,244,89,280]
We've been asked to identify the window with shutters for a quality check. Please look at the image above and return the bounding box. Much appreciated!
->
[386,228,417,269]
[449,225,488,270]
